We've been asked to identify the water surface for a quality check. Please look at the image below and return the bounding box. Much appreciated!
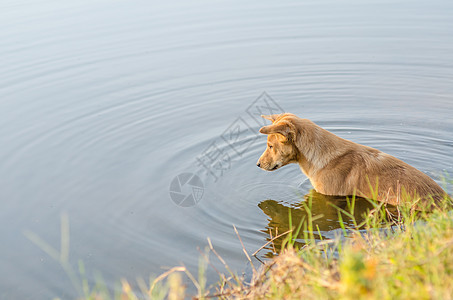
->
[1,0,452,298]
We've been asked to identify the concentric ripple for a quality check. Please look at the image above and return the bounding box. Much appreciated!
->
[0,0,452,298]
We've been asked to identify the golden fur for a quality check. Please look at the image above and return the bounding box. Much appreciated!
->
[257,113,446,208]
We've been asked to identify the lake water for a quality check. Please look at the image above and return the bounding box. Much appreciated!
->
[1,0,452,298]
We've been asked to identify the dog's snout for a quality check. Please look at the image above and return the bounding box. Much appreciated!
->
[256,162,261,168]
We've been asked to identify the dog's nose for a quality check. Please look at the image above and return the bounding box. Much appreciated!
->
[256,162,261,168]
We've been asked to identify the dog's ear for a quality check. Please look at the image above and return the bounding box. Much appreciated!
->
[261,114,282,124]
[259,122,294,140]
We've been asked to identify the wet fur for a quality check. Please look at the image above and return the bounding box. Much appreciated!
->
[257,113,447,208]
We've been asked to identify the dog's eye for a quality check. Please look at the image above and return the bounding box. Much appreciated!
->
[268,145,273,149]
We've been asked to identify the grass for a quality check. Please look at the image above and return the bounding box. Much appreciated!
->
[26,185,453,299]
[230,202,453,299]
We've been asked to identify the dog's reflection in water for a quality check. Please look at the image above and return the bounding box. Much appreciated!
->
[258,190,397,258]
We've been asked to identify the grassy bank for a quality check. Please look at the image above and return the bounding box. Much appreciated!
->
[222,202,453,299]
[74,193,452,300]
[29,191,452,299]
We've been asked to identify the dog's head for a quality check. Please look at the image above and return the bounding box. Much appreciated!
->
[256,113,299,171]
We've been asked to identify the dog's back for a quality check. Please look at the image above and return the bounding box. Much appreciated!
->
[316,138,445,207]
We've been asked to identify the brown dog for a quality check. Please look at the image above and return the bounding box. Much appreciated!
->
[257,113,447,208]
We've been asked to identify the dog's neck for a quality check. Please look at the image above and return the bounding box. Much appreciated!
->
[295,120,351,177]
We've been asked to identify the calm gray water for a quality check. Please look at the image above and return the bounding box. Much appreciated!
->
[1,0,453,298]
